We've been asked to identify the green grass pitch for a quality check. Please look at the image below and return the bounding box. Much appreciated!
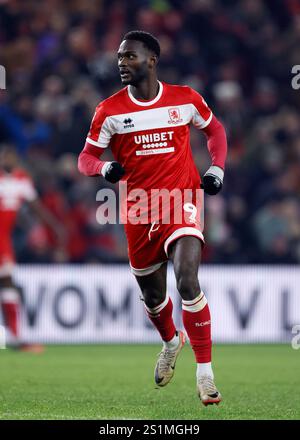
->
[0,344,299,420]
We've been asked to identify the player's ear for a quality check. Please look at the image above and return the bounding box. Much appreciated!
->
[148,55,158,69]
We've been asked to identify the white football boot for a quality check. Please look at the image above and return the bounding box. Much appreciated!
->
[154,330,186,387]
[197,374,222,406]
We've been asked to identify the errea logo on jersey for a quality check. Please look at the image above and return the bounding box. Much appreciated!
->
[123,118,134,129]
[168,108,183,124]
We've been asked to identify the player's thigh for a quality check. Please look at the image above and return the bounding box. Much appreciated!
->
[169,236,202,300]
[135,262,168,308]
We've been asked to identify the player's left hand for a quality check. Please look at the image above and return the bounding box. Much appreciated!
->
[201,166,224,195]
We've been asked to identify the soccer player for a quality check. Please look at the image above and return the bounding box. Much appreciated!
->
[78,31,227,405]
[0,144,65,352]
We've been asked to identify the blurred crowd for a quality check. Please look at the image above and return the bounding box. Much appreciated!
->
[0,0,300,264]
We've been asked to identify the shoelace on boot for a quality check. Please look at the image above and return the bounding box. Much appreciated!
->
[156,349,177,373]
[198,375,218,396]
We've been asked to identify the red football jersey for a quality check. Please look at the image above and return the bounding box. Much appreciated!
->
[86,81,212,222]
[0,168,37,246]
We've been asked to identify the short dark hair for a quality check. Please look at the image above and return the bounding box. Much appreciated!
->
[122,30,160,58]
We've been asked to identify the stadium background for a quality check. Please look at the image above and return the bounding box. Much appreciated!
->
[0,0,300,421]
[1,0,300,267]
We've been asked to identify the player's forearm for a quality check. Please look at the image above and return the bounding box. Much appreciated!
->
[202,115,227,170]
[78,143,105,177]
[78,143,125,183]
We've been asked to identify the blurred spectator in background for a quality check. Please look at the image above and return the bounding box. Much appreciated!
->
[0,0,299,264]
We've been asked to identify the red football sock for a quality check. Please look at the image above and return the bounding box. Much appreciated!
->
[1,288,20,338]
[144,294,176,342]
[182,292,212,363]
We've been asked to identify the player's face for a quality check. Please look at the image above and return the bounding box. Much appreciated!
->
[117,40,154,86]
[0,147,18,172]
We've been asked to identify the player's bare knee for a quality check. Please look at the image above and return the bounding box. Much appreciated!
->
[0,276,13,289]
[176,273,200,301]
[141,288,166,309]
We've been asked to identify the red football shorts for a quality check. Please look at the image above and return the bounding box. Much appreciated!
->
[124,192,204,276]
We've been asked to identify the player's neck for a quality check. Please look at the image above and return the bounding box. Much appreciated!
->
[129,77,159,101]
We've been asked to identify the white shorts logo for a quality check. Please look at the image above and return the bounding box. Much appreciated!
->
[183,203,197,224]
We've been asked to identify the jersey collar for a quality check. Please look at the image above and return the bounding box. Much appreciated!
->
[127,81,163,106]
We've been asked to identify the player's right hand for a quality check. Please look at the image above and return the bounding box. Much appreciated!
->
[101,161,125,183]
[200,165,224,195]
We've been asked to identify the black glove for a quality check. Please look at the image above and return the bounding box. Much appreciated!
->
[200,166,224,195]
[101,161,125,183]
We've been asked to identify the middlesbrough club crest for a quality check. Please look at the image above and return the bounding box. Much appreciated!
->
[168,108,183,124]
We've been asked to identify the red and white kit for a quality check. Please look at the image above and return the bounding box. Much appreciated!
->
[0,169,37,276]
[81,81,226,275]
